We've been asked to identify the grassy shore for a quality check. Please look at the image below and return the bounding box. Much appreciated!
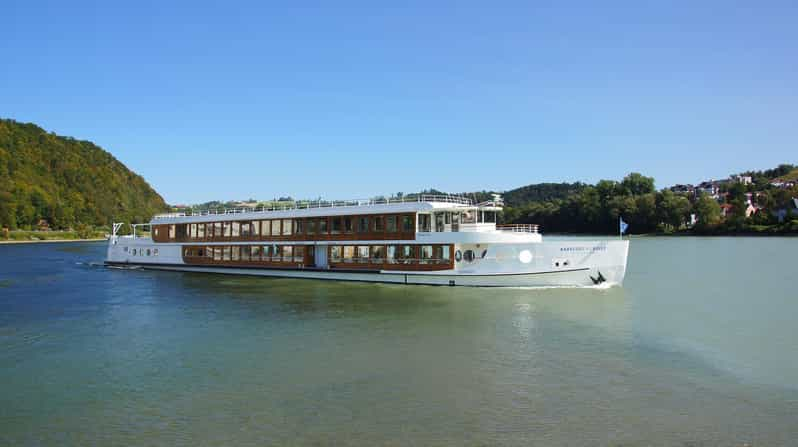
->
[0,230,107,244]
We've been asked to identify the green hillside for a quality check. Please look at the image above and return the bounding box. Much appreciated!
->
[502,182,587,207]
[0,119,167,230]
[775,168,798,182]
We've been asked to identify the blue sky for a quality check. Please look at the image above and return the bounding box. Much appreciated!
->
[2,1,796,204]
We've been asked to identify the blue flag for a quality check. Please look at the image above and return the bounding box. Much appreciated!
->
[620,217,629,235]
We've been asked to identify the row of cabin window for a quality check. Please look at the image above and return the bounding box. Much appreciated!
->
[167,214,415,240]
[416,211,498,232]
[184,245,306,263]
[330,244,451,264]
[183,244,451,265]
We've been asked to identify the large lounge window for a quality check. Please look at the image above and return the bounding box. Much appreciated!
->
[231,246,240,261]
[344,217,354,234]
[318,218,328,234]
[402,215,413,232]
[370,245,384,263]
[418,214,431,232]
[223,246,231,261]
[387,245,397,263]
[168,225,176,239]
[282,219,292,236]
[462,210,476,224]
[356,245,369,262]
[223,222,231,238]
[358,217,369,233]
[439,245,450,261]
[420,245,433,264]
[214,222,222,239]
[271,245,282,262]
[293,246,304,262]
[386,216,397,232]
[232,222,240,238]
[241,245,250,261]
[240,222,251,237]
[401,245,415,260]
[330,246,342,261]
[251,245,261,260]
[435,213,444,232]
[294,219,304,235]
[306,219,316,235]
[373,216,384,232]
[283,245,293,262]
[198,224,205,239]
[343,246,355,262]
[331,217,342,234]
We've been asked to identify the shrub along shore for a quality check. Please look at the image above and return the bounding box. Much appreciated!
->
[0,229,107,243]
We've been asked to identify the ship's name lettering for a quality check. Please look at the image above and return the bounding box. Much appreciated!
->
[559,246,607,252]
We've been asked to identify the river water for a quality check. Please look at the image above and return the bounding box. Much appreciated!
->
[1,238,796,445]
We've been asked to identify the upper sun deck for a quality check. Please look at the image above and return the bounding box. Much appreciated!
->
[151,194,502,225]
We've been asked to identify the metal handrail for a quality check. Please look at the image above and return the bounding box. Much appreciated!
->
[154,194,476,220]
[496,224,540,233]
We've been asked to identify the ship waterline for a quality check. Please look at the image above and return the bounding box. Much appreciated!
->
[106,195,629,287]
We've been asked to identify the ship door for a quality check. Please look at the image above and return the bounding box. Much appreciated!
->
[313,245,328,269]
[305,245,316,267]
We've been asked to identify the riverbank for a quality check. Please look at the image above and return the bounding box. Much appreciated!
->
[1,230,107,244]
[0,238,106,244]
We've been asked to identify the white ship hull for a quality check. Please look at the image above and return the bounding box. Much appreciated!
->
[106,239,629,288]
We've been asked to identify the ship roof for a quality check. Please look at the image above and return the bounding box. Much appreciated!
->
[151,195,502,225]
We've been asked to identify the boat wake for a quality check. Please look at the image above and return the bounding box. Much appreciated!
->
[508,282,619,291]
[79,261,106,266]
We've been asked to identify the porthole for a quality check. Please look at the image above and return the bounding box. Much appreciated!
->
[455,250,462,262]
[563,260,569,266]
[519,250,532,264]
[555,261,560,267]
[146,249,151,256]
[463,250,475,263]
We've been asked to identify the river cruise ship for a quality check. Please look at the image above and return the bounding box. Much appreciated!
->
[105,195,629,287]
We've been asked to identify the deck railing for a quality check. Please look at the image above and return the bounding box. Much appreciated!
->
[496,224,540,233]
[154,194,475,219]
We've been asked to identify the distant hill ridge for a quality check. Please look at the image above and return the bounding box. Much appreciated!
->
[0,119,167,230]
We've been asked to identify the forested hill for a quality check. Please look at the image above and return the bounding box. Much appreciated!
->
[0,119,167,230]
[502,182,587,206]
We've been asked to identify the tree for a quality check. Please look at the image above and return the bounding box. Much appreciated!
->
[694,193,721,230]
[620,172,655,196]
[725,182,748,229]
